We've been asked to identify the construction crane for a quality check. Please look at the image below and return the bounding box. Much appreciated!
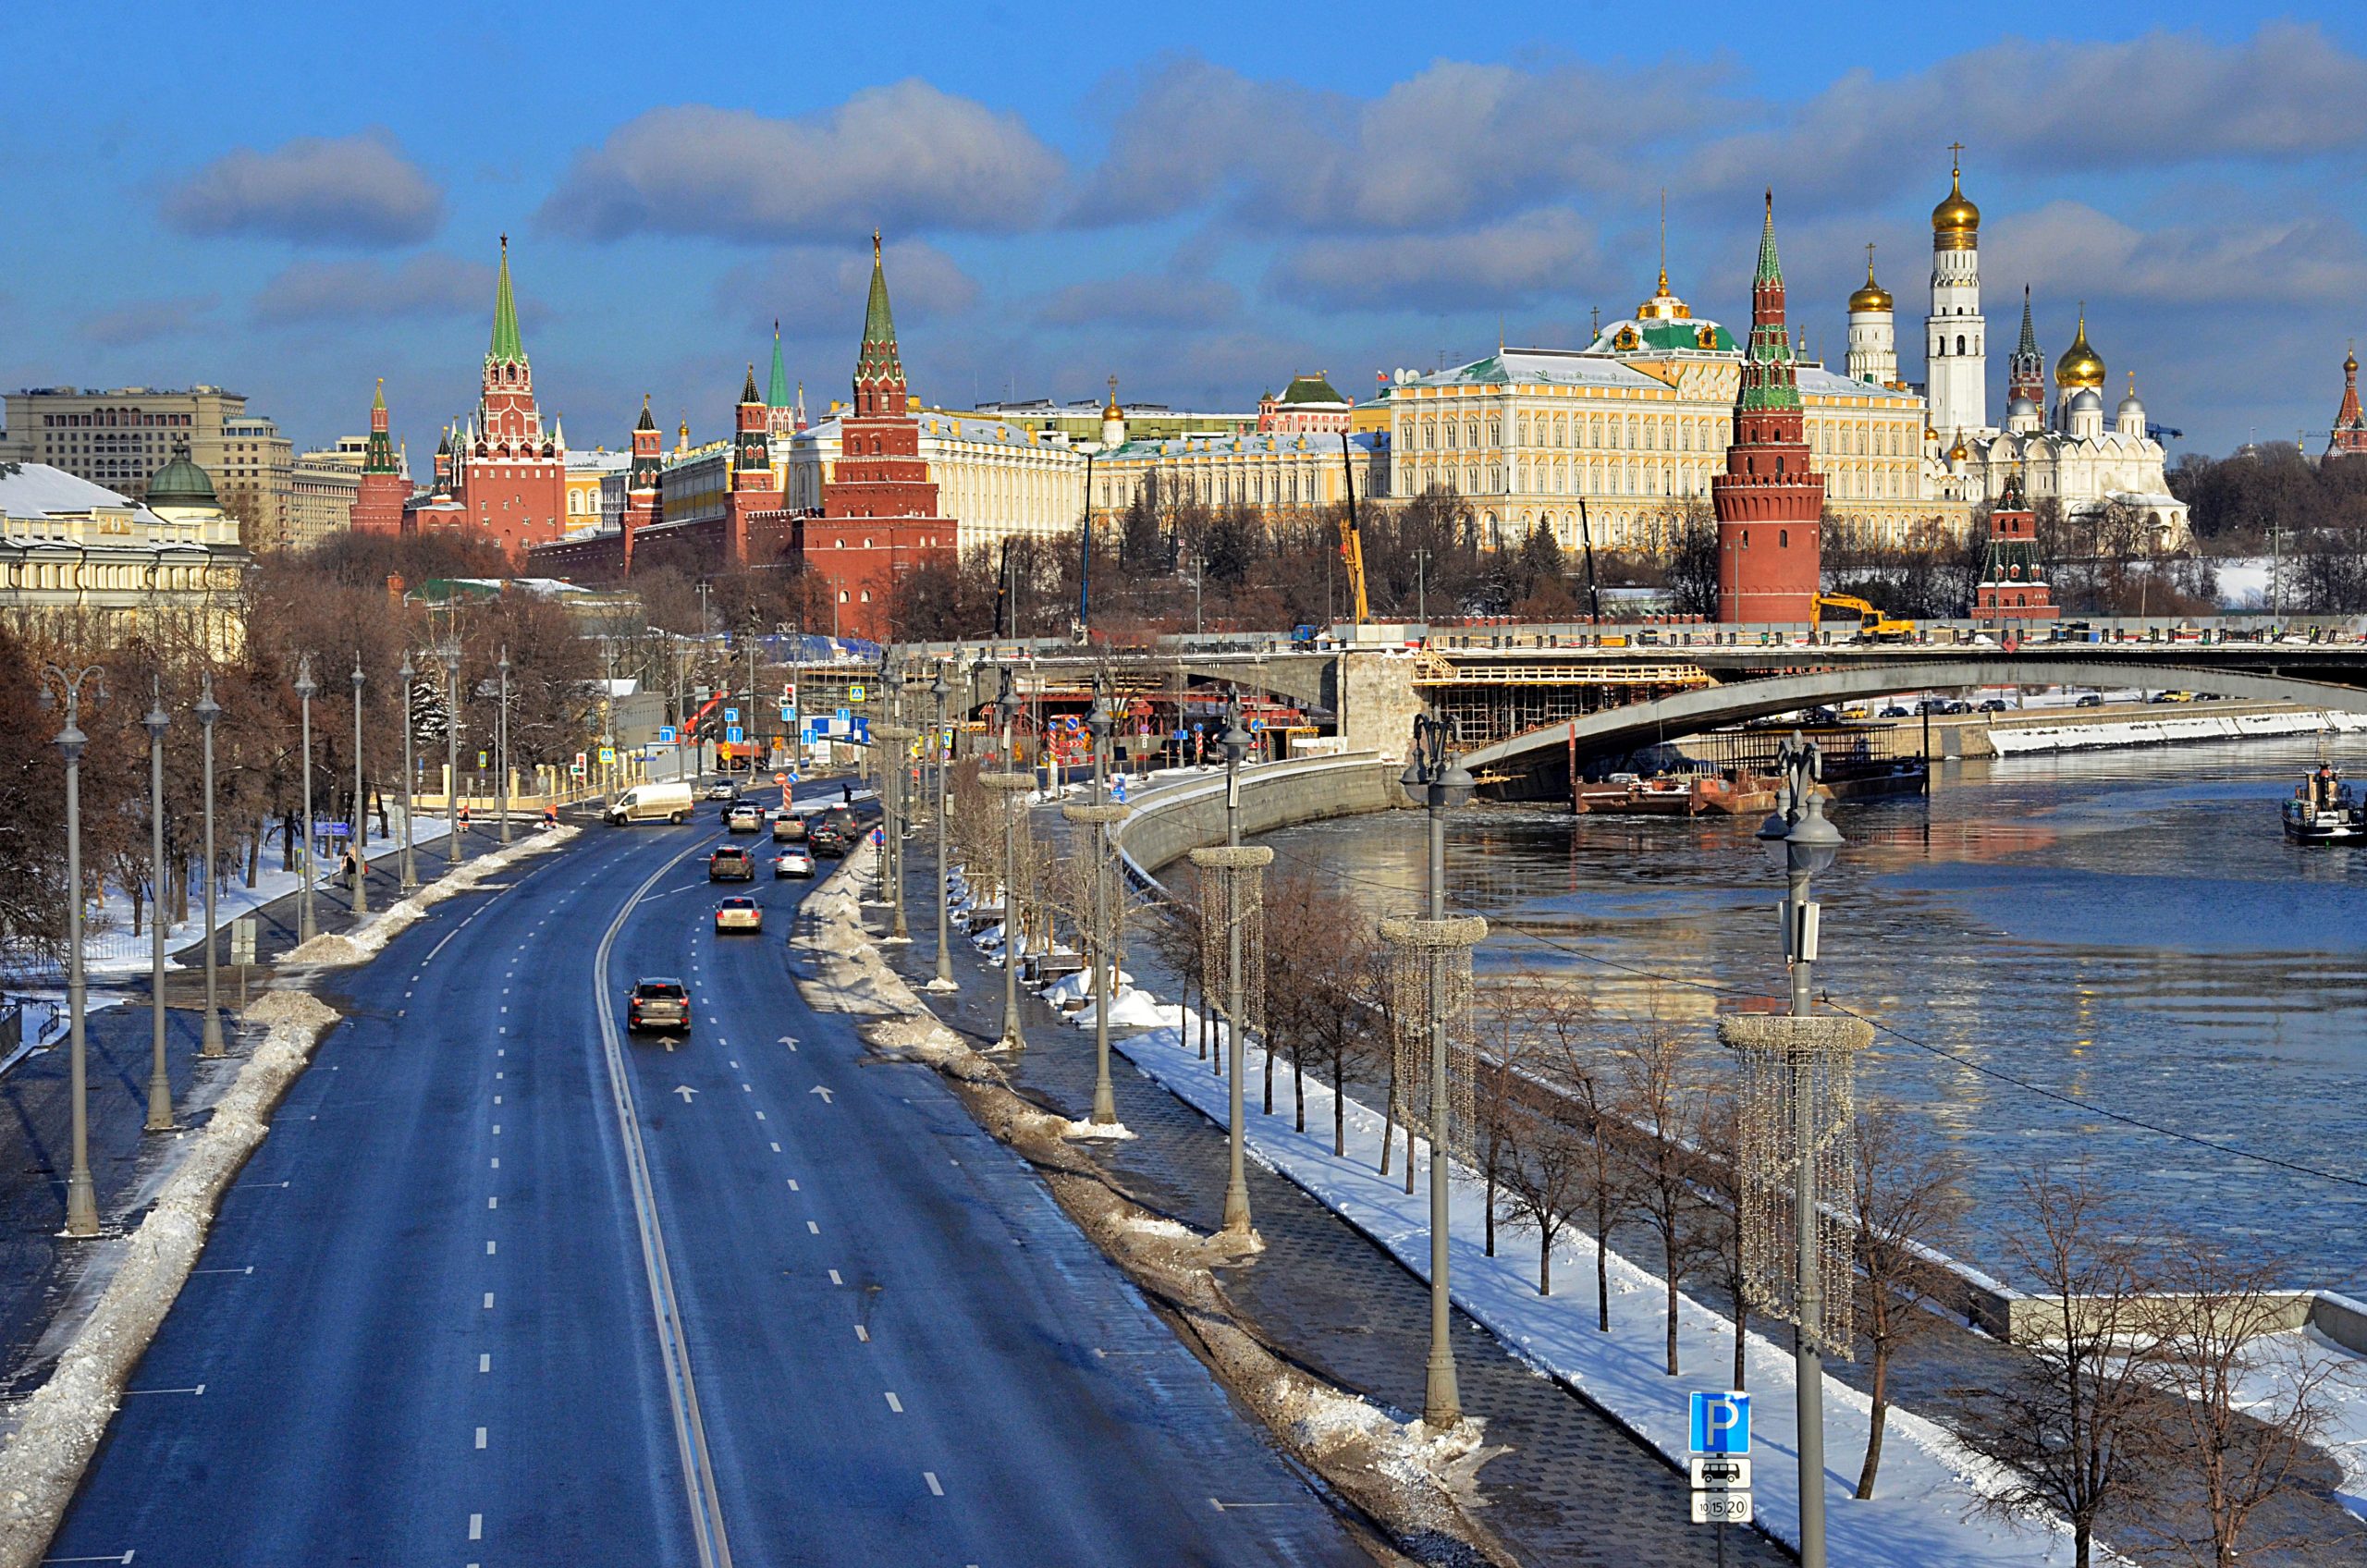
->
[1338,433,1370,624]
[1813,593,1917,643]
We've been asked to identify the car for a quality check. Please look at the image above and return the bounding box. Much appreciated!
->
[708,846,755,881]
[2076,692,2104,708]
[626,977,691,1035]
[1977,698,2008,713]
[2151,690,2196,704]
[1803,706,1842,725]
[1916,698,1947,716]
[775,848,814,878]
[808,825,849,859]
[771,813,808,843]
[726,802,765,832]
[713,896,763,933]
[1880,704,1912,718]
[705,780,740,802]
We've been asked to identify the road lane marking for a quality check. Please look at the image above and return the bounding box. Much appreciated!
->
[884,1392,902,1413]
[787,1180,799,1191]
[423,928,460,963]
[488,1196,497,1209]
[475,1427,487,1450]
[469,1513,482,1541]
[754,1111,766,1121]
[492,1125,501,1135]
[124,1384,204,1396]
[768,1142,780,1152]
[490,1158,499,1170]
[854,1326,868,1342]
[493,1096,501,1106]
[191,1265,252,1276]
[484,1292,495,1309]
[485,1241,497,1256]
[480,1354,491,1373]
[828,1270,842,1285]
[806,1220,819,1234]
[924,1472,943,1497]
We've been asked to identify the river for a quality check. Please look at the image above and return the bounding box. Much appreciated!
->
[1254,735,2367,1295]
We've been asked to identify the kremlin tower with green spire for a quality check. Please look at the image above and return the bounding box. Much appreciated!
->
[352,378,408,535]
[1711,193,1824,625]
[451,236,567,557]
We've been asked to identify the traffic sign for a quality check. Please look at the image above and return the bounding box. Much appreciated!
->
[1248,717,1264,732]
[724,707,741,724]
[850,683,866,703]
[598,747,616,766]
[1110,778,1129,803]
[1690,1457,1750,1490]
[727,726,744,744]
[658,726,677,745]
[229,917,257,965]
[1688,1391,1751,1455]
[779,705,794,722]
[1690,1492,1752,1525]
[478,751,489,766]
[1061,715,1083,734]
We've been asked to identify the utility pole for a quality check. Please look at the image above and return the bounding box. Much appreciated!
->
[295,655,319,940]
[142,679,173,1132]
[1062,679,1123,1125]
[350,656,368,914]
[496,646,511,846]
[883,650,909,942]
[930,664,954,989]
[442,643,462,867]
[987,664,1029,1054]
[397,654,418,892]
[196,671,226,1058]
[1413,548,1430,625]
[43,662,105,1237]
[1217,694,1257,1231]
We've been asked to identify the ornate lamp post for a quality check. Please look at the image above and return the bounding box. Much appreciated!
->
[883,651,909,941]
[1062,679,1125,1126]
[1187,692,1264,1236]
[142,680,174,1132]
[195,671,226,1058]
[496,645,512,847]
[1398,713,1481,1429]
[983,665,1032,1054]
[397,653,418,892]
[42,662,105,1237]
[929,665,955,990]
[294,655,318,941]
[349,655,368,916]
[441,643,462,867]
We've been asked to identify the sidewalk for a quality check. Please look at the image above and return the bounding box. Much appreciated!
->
[881,832,1787,1568]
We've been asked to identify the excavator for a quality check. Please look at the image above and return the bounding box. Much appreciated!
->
[1338,434,1370,623]
[1813,593,1917,643]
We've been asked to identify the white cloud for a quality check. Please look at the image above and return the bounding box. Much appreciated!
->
[1269,208,1602,312]
[716,239,980,339]
[80,295,217,346]
[1985,200,2367,309]
[540,85,1066,243]
[254,252,499,325]
[161,131,443,246]
[1036,273,1239,328]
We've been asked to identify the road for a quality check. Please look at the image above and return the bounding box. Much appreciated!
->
[46,781,1364,1566]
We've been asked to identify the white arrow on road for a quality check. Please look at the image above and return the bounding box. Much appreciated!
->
[809,1084,834,1105]
[779,1035,799,1052]
[673,1084,698,1103]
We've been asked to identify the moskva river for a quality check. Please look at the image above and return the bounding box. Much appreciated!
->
[1257,735,2367,1294]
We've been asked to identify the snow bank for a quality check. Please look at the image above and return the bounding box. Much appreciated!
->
[0,991,341,1568]
[282,827,580,968]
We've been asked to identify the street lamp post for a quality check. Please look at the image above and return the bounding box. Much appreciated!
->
[930,665,954,989]
[1081,680,1121,1125]
[497,645,511,847]
[442,643,462,867]
[196,671,226,1058]
[350,656,368,916]
[143,680,173,1132]
[885,653,909,942]
[987,666,1029,1054]
[295,655,319,942]
[42,663,105,1237]
[1402,713,1477,1429]
[398,654,418,892]
[1217,695,1256,1231]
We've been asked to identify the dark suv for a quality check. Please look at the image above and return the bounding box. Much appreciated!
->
[627,978,691,1035]
[808,825,849,859]
[708,846,755,881]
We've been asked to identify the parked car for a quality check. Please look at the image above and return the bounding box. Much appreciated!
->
[808,825,849,859]
[2076,692,2104,708]
[708,846,755,881]
[626,977,691,1035]
[726,802,765,832]
[1977,698,2008,713]
[1803,706,1841,725]
[775,848,815,878]
[1916,698,1949,716]
[1880,704,1912,718]
[606,779,693,826]
[713,896,763,934]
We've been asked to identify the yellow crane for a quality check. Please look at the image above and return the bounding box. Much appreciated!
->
[1814,593,1917,642]
[1339,434,1370,623]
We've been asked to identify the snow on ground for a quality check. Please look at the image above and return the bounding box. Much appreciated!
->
[2223,1325,2367,1523]
[279,826,577,968]
[1102,1009,2103,1566]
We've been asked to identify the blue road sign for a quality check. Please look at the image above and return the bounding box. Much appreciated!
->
[727,725,745,744]
[1689,1392,1751,1455]
[724,707,741,724]
[1110,778,1129,803]
[658,726,677,745]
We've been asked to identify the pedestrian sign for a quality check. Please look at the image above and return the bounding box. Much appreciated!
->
[598,747,616,766]
[850,683,866,703]
[478,751,489,766]
[1688,1391,1750,1455]
[658,726,677,745]
[727,726,745,744]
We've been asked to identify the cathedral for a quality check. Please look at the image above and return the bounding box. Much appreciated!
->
[1846,154,2190,549]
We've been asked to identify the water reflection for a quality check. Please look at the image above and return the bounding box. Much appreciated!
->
[1261,736,2367,1292]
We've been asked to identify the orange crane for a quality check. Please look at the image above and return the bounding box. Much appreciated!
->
[1338,433,1370,623]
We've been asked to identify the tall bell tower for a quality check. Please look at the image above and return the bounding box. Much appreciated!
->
[1924,148,1987,441]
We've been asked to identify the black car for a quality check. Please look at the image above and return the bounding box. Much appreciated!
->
[708,846,756,881]
[1880,704,1912,718]
[2076,692,2104,707]
[1977,698,2008,713]
[808,825,849,858]
[627,977,691,1035]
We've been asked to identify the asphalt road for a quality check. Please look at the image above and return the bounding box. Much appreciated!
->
[45,782,1365,1567]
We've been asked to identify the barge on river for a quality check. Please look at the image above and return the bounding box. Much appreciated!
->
[2283,768,2366,843]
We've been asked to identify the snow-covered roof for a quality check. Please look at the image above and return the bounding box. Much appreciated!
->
[1797,366,1919,404]
[1104,429,1384,459]
[0,462,160,526]
[1395,349,1669,392]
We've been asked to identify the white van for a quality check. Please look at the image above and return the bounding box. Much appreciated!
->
[606,780,693,826]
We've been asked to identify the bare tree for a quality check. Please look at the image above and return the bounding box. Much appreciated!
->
[2140,1238,2349,1567]
[1956,1163,2169,1568]
[1695,1089,1750,1390]
[1850,1096,1968,1500]
[1616,1018,1716,1376]
[1497,1101,1589,1295]
[1472,973,1556,1256]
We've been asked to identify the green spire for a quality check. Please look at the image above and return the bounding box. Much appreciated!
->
[2017,287,2038,356]
[852,229,908,400]
[488,234,525,363]
[371,378,386,412]
[861,230,896,351]
[1753,190,1783,286]
[741,361,762,405]
[767,321,791,409]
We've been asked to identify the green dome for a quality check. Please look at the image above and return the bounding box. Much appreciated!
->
[146,441,218,508]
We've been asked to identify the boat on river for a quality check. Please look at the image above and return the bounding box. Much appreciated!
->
[2282,768,2366,843]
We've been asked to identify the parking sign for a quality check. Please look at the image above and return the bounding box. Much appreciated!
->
[1688,1391,1750,1455]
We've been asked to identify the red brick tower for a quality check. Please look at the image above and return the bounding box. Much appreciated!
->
[455,236,567,558]
[352,378,408,535]
[803,233,956,639]
[726,362,782,567]
[1712,194,1824,624]
[1974,472,2058,621]
[622,394,662,573]
[2327,347,2367,460]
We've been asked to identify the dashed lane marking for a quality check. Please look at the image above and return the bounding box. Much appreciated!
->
[486,1241,497,1256]
[806,1220,819,1235]
[854,1326,869,1343]
[924,1472,943,1498]
[828,1270,842,1286]
[769,1143,780,1153]
[884,1392,902,1414]
[479,1354,491,1373]
[469,1513,483,1541]
[483,1293,495,1310]
[787,1179,798,1191]
[475,1427,487,1450]
[488,1196,497,1209]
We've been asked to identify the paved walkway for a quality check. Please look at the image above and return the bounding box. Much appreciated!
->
[880,832,1791,1568]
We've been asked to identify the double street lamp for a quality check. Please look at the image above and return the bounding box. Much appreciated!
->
[497,645,512,848]
[195,672,226,1058]
[294,655,318,942]
[929,665,955,990]
[986,665,1031,1054]
[398,653,419,892]
[42,662,104,1237]
[441,643,462,867]
[142,680,173,1132]
[350,656,368,916]
[1186,692,1262,1237]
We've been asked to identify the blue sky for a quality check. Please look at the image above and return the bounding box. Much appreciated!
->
[6,2,2364,461]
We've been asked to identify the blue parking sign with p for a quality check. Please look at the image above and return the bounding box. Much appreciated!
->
[1689,1391,1750,1455]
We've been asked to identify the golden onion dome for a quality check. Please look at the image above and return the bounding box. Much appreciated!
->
[1848,255,1893,314]
[2055,310,2105,391]
[1932,162,1979,250]
[1950,438,1969,462]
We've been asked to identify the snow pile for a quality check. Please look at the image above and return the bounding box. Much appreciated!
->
[1042,967,1134,1004]
[0,990,340,1567]
[1062,1119,1137,1143]
[282,827,579,968]
[1061,986,1171,1030]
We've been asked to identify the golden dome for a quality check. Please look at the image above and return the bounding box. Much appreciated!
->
[2055,308,2105,391]
[1932,160,1979,251]
[1848,251,1893,313]
[1949,438,1969,462]
[1103,374,1122,421]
